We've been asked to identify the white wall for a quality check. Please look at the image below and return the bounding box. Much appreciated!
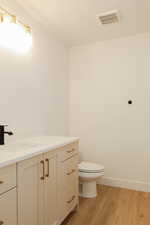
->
[0,2,69,142]
[69,33,150,191]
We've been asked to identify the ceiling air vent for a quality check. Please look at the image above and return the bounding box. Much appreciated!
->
[98,10,120,25]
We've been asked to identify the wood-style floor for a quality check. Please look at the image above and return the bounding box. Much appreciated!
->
[62,185,150,225]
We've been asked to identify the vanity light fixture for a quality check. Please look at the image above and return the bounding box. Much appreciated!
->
[0,6,32,53]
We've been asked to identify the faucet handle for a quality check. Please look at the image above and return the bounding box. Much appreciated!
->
[7,131,13,136]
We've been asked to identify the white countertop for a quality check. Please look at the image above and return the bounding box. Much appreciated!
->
[0,136,79,168]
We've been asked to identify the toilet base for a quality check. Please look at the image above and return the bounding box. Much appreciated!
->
[79,181,97,198]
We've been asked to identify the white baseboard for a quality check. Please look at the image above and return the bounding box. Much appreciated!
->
[98,177,150,193]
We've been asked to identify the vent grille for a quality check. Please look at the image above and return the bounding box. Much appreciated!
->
[99,10,120,25]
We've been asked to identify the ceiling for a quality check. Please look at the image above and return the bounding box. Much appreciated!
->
[4,0,150,46]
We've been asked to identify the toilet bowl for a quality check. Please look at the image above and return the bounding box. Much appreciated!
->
[78,161,104,198]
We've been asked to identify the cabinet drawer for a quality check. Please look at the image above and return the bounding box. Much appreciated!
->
[0,164,16,195]
[65,194,77,212]
[64,155,78,193]
[0,188,17,225]
[64,154,78,179]
[58,142,78,162]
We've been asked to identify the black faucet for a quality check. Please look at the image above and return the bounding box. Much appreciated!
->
[0,125,13,145]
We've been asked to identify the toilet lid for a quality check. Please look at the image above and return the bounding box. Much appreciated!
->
[78,161,104,173]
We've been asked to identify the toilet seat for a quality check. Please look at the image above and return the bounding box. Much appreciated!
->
[79,161,104,173]
[79,171,104,179]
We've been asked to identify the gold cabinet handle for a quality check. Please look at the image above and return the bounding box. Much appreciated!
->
[40,160,45,180]
[0,221,4,225]
[66,169,76,176]
[0,181,3,185]
[67,148,76,154]
[67,195,76,204]
[45,159,49,178]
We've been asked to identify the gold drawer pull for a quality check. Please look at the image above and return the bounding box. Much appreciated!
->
[67,195,76,204]
[0,181,3,185]
[40,160,45,180]
[67,148,76,154]
[67,169,76,176]
[0,221,4,225]
[45,159,49,178]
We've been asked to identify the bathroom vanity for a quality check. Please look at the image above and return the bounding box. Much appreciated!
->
[0,136,79,225]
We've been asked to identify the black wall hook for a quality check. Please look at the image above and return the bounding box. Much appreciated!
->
[128,100,132,105]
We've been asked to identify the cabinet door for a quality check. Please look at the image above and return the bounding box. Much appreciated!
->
[0,189,17,225]
[18,155,44,225]
[44,152,57,225]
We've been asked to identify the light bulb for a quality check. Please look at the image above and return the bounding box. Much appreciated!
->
[0,14,32,53]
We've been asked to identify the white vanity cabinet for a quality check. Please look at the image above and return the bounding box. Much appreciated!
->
[17,141,79,225]
[0,165,17,225]
[0,140,79,225]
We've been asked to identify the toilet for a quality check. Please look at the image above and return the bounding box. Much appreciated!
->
[78,161,104,198]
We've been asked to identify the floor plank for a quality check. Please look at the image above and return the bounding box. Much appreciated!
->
[61,185,150,225]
